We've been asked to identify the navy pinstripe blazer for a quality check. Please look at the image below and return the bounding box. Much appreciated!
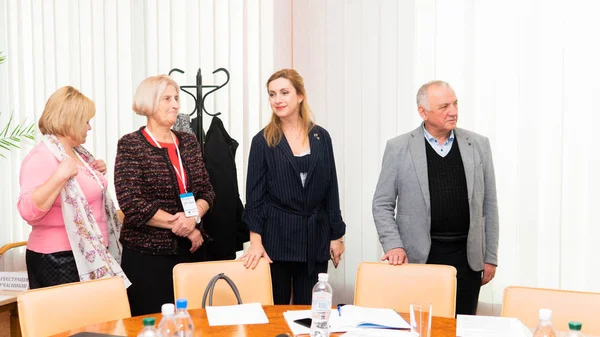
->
[243,125,346,271]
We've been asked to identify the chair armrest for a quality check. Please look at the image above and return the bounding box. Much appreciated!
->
[0,242,27,257]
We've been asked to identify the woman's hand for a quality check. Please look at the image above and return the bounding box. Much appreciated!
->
[240,238,272,269]
[56,157,79,181]
[330,239,345,268]
[30,156,78,212]
[187,229,204,253]
[91,159,107,175]
[169,212,196,237]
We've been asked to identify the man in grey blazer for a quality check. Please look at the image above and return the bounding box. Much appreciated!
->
[372,80,499,315]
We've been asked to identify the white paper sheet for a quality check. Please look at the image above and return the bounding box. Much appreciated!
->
[205,302,269,326]
[283,310,363,335]
[341,328,416,337]
[456,315,533,337]
[284,307,410,336]
[333,305,411,330]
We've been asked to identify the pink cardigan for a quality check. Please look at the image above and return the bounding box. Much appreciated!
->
[17,142,109,254]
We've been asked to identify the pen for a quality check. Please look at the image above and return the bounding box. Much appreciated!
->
[337,304,344,317]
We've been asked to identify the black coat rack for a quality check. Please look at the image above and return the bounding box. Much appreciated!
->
[168,67,230,153]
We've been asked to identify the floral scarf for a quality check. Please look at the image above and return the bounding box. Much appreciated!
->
[41,134,131,288]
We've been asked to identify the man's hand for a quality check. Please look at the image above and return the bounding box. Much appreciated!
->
[481,263,497,285]
[381,247,408,265]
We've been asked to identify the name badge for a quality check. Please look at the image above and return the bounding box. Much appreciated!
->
[180,192,199,217]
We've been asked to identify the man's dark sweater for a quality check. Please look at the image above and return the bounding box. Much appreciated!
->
[425,139,470,241]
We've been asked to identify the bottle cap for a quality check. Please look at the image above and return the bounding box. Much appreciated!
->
[161,303,175,316]
[318,273,329,282]
[539,308,552,321]
[142,317,156,326]
[176,298,188,309]
[569,321,582,331]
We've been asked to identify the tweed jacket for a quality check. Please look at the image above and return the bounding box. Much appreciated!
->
[115,127,215,255]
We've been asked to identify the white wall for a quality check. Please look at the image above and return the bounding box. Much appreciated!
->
[291,0,600,313]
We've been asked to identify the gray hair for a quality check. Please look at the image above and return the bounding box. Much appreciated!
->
[416,80,452,110]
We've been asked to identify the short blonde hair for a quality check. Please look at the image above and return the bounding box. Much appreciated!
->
[132,75,180,116]
[38,86,95,143]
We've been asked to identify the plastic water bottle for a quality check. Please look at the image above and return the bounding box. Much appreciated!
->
[174,298,194,337]
[310,273,333,337]
[137,317,160,337]
[532,308,557,337]
[158,303,178,337]
[567,321,584,337]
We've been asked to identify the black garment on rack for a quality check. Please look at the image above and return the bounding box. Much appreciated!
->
[194,116,249,260]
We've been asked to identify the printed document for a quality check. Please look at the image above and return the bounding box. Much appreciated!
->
[284,306,410,336]
[340,328,415,336]
[456,315,533,337]
[332,305,411,330]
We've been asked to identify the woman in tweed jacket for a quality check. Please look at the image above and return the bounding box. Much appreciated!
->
[115,75,215,316]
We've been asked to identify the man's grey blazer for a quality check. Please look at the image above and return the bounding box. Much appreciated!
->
[372,125,499,271]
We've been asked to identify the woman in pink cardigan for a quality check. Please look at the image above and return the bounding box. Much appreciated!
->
[17,86,129,289]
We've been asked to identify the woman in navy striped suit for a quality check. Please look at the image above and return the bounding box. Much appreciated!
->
[241,69,346,304]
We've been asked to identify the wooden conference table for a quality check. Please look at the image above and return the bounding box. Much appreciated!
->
[0,290,22,337]
[51,305,456,337]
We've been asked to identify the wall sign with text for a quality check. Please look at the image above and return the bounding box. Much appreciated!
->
[0,272,29,291]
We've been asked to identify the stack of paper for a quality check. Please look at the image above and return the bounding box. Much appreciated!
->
[205,302,269,326]
[333,305,411,330]
[456,315,533,337]
[283,306,410,336]
[340,328,415,337]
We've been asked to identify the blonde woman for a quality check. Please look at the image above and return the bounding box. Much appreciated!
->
[17,86,128,289]
[115,75,214,315]
[241,69,345,304]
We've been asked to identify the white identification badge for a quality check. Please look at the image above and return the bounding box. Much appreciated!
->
[180,192,199,217]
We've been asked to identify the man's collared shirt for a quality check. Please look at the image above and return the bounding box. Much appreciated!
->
[423,125,455,158]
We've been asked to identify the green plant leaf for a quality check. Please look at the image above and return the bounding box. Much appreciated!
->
[0,111,36,159]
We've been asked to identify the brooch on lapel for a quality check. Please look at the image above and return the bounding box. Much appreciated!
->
[313,133,320,140]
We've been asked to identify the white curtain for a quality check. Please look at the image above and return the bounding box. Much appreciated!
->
[292,0,600,312]
[0,0,292,270]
